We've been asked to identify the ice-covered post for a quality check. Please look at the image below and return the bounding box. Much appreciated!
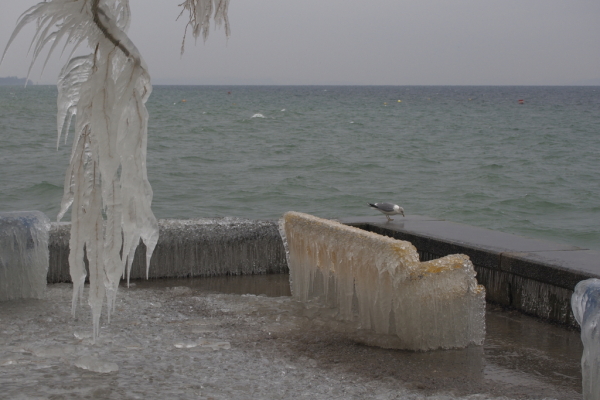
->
[572,279,600,399]
[0,211,50,301]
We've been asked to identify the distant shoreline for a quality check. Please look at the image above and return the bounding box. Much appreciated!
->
[0,76,34,86]
[2,78,599,88]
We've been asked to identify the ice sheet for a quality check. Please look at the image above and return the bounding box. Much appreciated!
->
[0,282,579,399]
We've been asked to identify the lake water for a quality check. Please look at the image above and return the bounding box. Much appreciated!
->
[0,85,598,250]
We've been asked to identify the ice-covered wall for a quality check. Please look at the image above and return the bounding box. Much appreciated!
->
[279,211,486,351]
[0,211,50,301]
[136,218,287,279]
[572,278,600,399]
[48,218,287,282]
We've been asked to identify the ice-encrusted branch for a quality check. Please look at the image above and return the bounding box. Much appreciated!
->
[178,0,231,55]
[92,0,132,58]
[2,0,158,342]
[2,0,231,342]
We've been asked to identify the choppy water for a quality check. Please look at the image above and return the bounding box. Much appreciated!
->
[0,85,598,250]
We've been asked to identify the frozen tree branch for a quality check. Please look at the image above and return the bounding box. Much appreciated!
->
[2,0,231,342]
[178,0,231,55]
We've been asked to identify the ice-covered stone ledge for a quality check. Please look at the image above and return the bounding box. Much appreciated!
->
[45,213,598,329]
[341,215,600,328]
[279,211,486,351]
[48,218,288,283]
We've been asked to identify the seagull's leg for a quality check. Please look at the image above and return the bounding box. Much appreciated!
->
[386,215,392,221]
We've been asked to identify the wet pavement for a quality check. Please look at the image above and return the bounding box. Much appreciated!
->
[0,275,582,399]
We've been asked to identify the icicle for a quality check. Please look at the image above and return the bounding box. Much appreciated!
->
[2,0,157,342]
[279,212,486,351]
[3,0,230,342]
[178,0,231,54]
[56,55,93,149]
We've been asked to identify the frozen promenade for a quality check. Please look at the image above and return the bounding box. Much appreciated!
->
[47,215,600,327]
[0,278,583,399]
[1,214,594,398]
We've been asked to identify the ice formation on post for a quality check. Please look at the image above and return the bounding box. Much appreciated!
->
[0,211,50,301]
[279,211,486,351]
[572,279,600,400]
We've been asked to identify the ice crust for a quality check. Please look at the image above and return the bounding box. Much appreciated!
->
[0,282,578,399]
[572,278,600,399]
[75,355,119,373]
[279,211,486,350]
[48,218,287,282]
[139,218,287,278]
[0,211,50,301]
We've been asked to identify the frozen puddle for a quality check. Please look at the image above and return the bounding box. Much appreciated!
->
[0,275,582,399]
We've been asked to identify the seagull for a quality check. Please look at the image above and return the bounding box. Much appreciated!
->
[368,202,405,221]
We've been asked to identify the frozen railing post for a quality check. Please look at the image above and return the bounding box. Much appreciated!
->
[572,279,600,399]
[0,211,50,301]
[279,211,486,351]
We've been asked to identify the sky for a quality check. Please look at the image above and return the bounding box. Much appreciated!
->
[1,0,599,86]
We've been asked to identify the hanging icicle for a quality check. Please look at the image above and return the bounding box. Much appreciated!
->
[2,0,159,341]
[2,0,230,342]
[178,0,231,54]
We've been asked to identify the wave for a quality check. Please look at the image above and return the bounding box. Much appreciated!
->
[1,85,598,250]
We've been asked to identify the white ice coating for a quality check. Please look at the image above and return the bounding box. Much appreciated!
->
[572,278,600,400]
[0,211,50,301]
[178,0,231,53]
[279,211,486,351]
[2,0,231,341]
[3,0,158,341]
[1,282,576,399]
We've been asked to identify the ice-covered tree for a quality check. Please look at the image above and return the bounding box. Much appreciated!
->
[1,0,230,341]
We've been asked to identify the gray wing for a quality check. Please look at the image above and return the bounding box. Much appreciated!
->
[373,202,396,212]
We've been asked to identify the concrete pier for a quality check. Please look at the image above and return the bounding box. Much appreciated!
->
[46,215,600,327]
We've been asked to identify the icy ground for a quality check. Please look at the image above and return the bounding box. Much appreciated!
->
[0,276,582,400]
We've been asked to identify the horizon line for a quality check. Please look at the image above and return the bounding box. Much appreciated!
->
[2,82,600,88]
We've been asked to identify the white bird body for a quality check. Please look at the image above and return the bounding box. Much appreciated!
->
[368,202,405,221]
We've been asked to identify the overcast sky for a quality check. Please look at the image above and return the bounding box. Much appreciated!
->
[1,0,599,85]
